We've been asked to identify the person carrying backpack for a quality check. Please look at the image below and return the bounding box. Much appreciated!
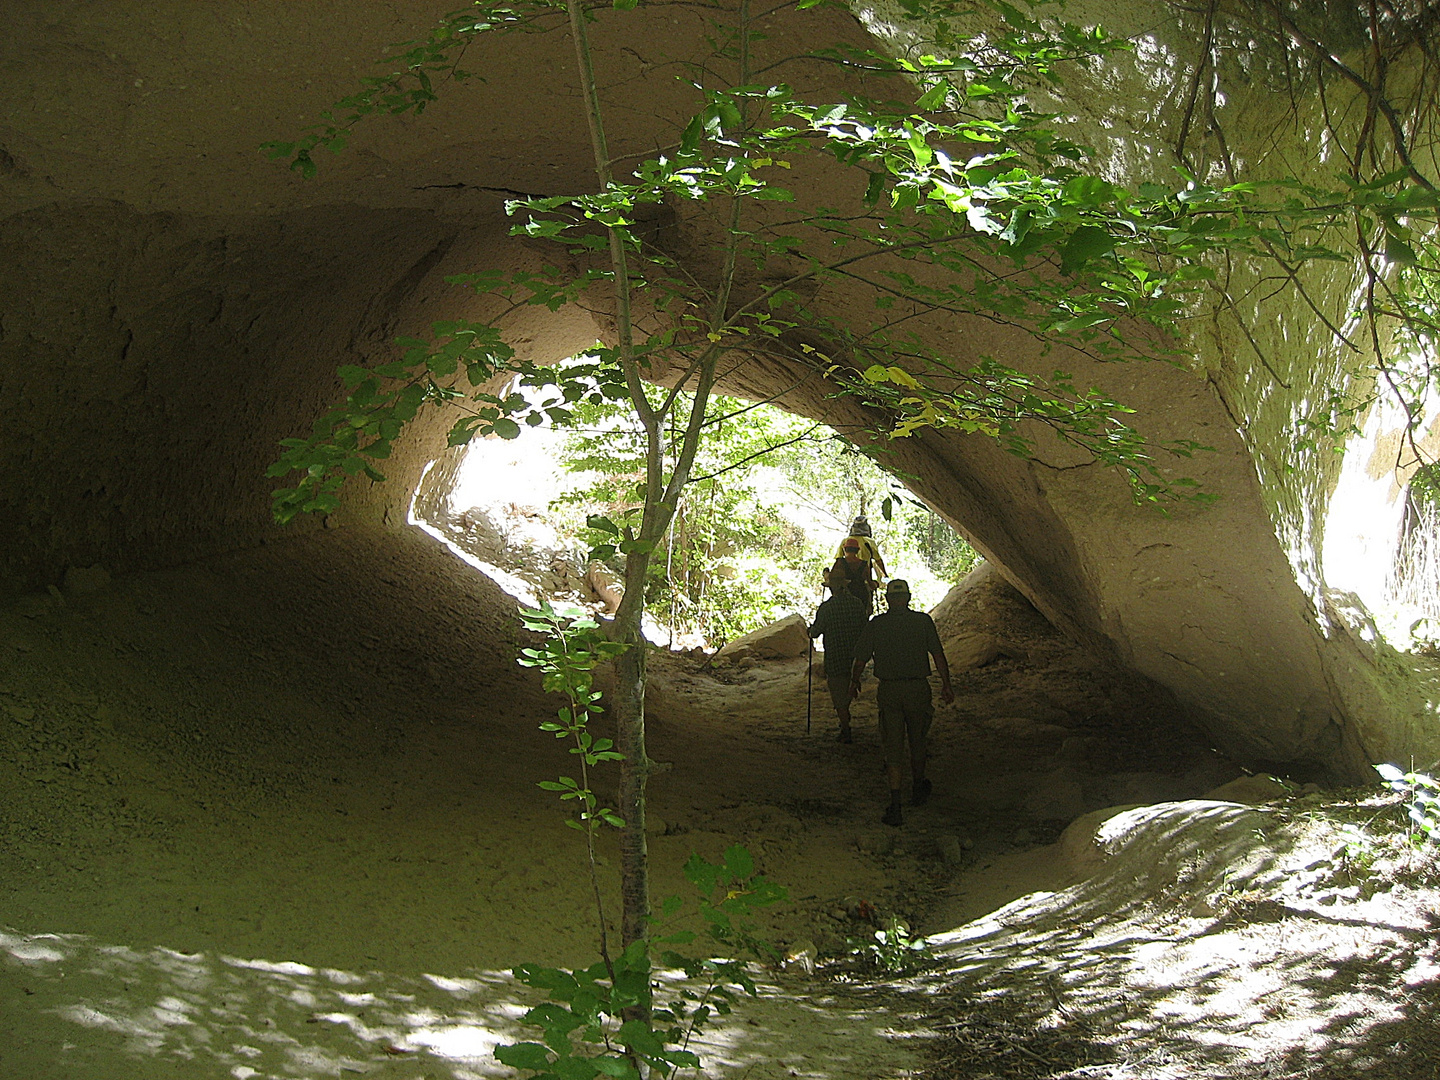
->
[832,516,888,583]
[829,545,875,613]
[832,517,885,611]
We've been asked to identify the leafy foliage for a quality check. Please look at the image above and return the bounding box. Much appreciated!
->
[1376,763,1440,845]
[264,0,1256,523]
[512,601,788,1078]
[518,601,630,836]
[496,845,787,1080]
[848,915,935,974]
[268,320,623,522]
[546,387,979,643]
[1411,461,1440,509]
[266,1,1440,526]
[553,389,821,642]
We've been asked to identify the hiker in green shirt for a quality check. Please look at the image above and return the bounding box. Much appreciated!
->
[850,578,953,827]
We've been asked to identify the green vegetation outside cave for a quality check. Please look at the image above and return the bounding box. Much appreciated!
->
[546,387,981,647]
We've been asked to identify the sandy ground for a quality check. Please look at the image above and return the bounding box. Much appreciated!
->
[4,524,1437,1080]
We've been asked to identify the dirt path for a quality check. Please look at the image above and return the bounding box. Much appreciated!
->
[11,523,1413,1080]
[0,526,975,1078]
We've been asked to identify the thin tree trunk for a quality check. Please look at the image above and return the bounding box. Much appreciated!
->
[610,571,650,947]
[564,0,654,955]
[564,0,747,958]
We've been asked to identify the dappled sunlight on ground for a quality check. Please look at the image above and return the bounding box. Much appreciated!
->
[2,927,529,1078]
[911,800,1440,1078]
[1,926,927,1080]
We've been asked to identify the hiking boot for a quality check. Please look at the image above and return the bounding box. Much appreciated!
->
[911,778,933,807]
[837,727,853,744]
[882,804,903,827]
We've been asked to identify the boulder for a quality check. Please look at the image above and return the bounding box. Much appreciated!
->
[715,614,810,660]
[586,562,624,613]
[946,632,1002,670]
[1057,804,1145,876]
[1203,773,1290,805]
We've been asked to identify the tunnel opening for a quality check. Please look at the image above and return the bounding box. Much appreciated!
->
[408,385,982,651]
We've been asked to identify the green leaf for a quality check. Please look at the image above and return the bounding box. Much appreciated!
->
[495,1042,553,1070]
[680,114,704,154]
[863,171,885,207]
[723,844,754,879]
[1385,232,1418,266]
[586,514,620,535]
[1061,175,1116,206]
[617,1019,665,1055]
[914,81,950,111]
[906,129,933,169]
[493,417,522,439]
[594,1056,640,1078]
[1059,226,1115,274]
[684,851,723,895]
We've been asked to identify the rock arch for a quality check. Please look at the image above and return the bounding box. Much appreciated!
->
[3,0,1436,781]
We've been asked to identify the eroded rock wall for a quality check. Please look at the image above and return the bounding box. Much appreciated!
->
[3,0,1437,779]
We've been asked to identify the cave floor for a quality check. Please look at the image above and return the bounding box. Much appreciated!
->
[2,526,1438,1079]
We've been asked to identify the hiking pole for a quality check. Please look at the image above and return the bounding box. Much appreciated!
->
[806,633,813,735]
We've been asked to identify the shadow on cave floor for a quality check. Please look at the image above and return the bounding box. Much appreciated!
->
[1,523,1437,1079]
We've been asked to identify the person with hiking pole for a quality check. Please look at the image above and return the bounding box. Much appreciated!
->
[849,578,953,826]
[807,565,870,743]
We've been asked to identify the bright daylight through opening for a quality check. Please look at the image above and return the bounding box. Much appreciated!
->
[411,389,982,650]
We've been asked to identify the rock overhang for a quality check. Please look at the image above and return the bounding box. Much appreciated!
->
[3,0,1437,780]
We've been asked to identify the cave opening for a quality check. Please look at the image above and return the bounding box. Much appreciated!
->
[407,388,982,651]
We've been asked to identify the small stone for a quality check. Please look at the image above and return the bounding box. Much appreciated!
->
[936,834,964,867]
[854,832,894,856]
[784,940,817,974]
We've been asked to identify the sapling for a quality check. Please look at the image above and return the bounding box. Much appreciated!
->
[1375,763,1440,845]
[507,601,787,1079]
